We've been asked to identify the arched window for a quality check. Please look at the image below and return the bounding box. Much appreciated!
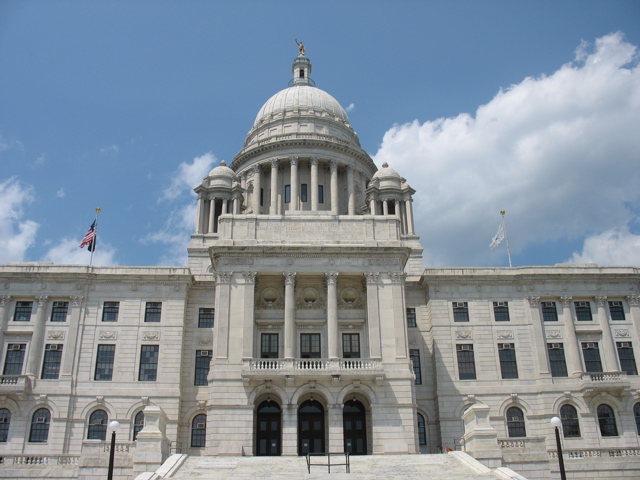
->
[634,403,640,435]
[560,405,580,437]
[597,404,618,437]
[133,411,145,441]
[417,413,427,446]
[87,409,108,440]
[191,414,206,447]
[0,408,10,442]
[506,407,526,438]
[29,408,51,443]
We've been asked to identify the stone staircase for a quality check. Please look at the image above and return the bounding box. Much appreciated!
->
[165,453,527,480]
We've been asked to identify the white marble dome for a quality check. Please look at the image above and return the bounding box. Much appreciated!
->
[207,160,234,188]
[371,162,403,189]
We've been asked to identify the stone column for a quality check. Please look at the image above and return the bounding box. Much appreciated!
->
[382,199,389,216]
[215,273,233,359]
[283,272,296,359]
[404,196,415,234]
[195,196,204,233]
[369,195,377,215]
[629,295,640,344]
[208,198,216,233]
[395,199,402,221]
[595,296,619,371]
[525,296,551,377]
[61,295,83,378]
[252,164,261,215]
[0,295,12,358]
[364,273,381,359]
[559,296,582,376]
[310,157,319,211]
[242,272,257,359]
[270,159,279,215]
[290,156,299,211]
[241,171,247,205]
[25,295,48,377]
[347,166,355,215]
[330,161,339,215]
[326,272,339,360]
[222,198,228,215]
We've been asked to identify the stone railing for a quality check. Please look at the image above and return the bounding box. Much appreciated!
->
[498,437,546,450]
[0,375,30,397]
[549,448,640,459]
[580,371,630,395]
[243,358,384,381]
[0,455,80,465]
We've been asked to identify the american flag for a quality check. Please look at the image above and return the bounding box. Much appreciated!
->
[79,221,96,252]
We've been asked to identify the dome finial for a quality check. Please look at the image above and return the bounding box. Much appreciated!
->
[295,37,305,56]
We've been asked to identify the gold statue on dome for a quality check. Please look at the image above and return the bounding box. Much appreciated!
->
[295,38,305,56]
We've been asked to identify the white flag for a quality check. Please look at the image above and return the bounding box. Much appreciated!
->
[490,218,505,250]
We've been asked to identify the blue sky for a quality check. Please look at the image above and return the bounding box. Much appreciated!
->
[1,1,639,268]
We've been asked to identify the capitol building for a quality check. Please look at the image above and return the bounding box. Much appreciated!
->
[0,50,639,480]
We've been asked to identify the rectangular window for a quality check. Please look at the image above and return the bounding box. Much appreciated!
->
[582,342,603,373]
[284,185,291,204]
[198,308,215,328]
[410,349,422,385]
[300,333,321,358]
[3,344,26,376]
[102,302,119,322]
[318,185,324,204]
[542,302,558,321]
[547,343,568,377]
[406,307,417,328]
[617,342,637,375]
[194,350,212,386]
[144,302,162,322]
[609,301,625,321]
[493,301,510,322]
[498,343,518,379]
[94,345,116,381]
[453,302,469,322]
[50,301,68,322]
[261,333,279,359]
[41,345,63,379]
[139,345,159,381]
[456,344,476,380]
[575,301,593,321]
[342,333,360,359]
[260,187,264,207]
[301,184,308,202]
[13,301,33,322]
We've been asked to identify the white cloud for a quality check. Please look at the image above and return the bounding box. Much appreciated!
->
[568,228,640,266]
[55,188,65,198]
[346,103,355,112]
[142,203,196,266]
[373,32,640,267]
[0,177,39,263]
[162,152,217,200]
[41,237,118,266]
[100,144,119,155]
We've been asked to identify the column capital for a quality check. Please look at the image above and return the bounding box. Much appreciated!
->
[627,295,640,307]
[387,272,405,284]
[243,272,257,284]
[325,272,339,285]
[526,296,541,307]
[70,295,84,307]
[310,156,319,166]
[217,272,233,284]
[364,272,380,284]
[289,155,299,166]
[35,295,49,307]
[595,295,608,307]
[253,164,261,174]
[0,295,12,307]
[270,158,279,168]
[329,160,339,172]
[559,296,573,308]
[283,272,297,286]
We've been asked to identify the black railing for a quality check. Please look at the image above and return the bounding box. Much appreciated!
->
[306,452,350,474]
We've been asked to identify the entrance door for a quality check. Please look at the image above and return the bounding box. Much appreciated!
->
[298,400,325,455]
[256,401,281,456]
[343,400,367,455]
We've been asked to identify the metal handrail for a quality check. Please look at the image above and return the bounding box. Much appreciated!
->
[306,452,350,474]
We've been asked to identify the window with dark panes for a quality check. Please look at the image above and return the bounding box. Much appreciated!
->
[506,407,526,438]
[50,301,68,322]
[0,408,9,442]
[617,342,637,375]
[260,333,279,359]
[410,349,422,385]
[498,344,518,379]
[144,302,162,322]
[41,344,63,379]
[541,302,558,321]
[456,344,476,380]
[417,413,427,446]
[453,302,469,322]
[94,344,115,381]
[133,411,145,441]
[547,343,568,377]
[191,414,207,447]
[318,185,324,204]
[609,301,625,321]
[284,185,291,204]
[102,301,119,322]
[14,301,32,321]
[87,409,108,440]
[575,301,593,321]
[406,307,417,327]
[301,183,308,202]
[560,404,580,437]
[300,333,321,358]
[3,344,26,376]
[29,408,51,443]
[260,187,264,207]
[194,350,212,386]
[493,302,510,322]
[343,333,360,359]
[198,308,215,328]
[139,345,159,381]
[634,403,640,435]
[582,342,603,373]
[597,404,618,437]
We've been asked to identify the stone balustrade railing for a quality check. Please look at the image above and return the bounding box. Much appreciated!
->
[580,371,630,395]
[244,358,384,378]
[0,375,30,396]
[0,455,80,465]
[549,448,640,459]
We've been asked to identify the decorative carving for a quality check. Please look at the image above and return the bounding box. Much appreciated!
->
[615,329,630,338]
[527,296,541,307]
[264,380,272,390]
[99,331,117,340]
[142,331,160,340]
[627,295,640,307]
[497,330,513,339]
[465,394,475,403]
[223,257,255,266]
[510,393,518,401]
[388,272,405,284]
[3,283,9,290]
[141,396,150,405]
[198,334,213,345]
[332,375,340,386]
[325,272,339,286]
[296,287,325,310]
[217,272,233,284]
[70,295,83,307]
[40,284,47,290]
[35,295,48,307]
[364,272,379,284]
[285,376,294,386]
[310,156,319,166]
[353,380,361,389]
[257,286,284,309]
[595,296,607,307]
[47,331,65,340]
[243,272,257,283]
[368,259,398,266]
[132,284,138,291]
[546,330,562,339]
[455,331,472,340]
[197,400,207,409]
[283,272,297,286]
[338,287,363,310]
[96,396,104,404]
[0,295,12,307]
[559,296,573,308]
[38,394,48,403]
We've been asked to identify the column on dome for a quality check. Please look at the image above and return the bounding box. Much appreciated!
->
[283,272,296,359]
[0,296,12,358]
[369,194,377,215]
[330,161,339,215]
[395,199,401,222]
[270,159,279,215]
[241,171,247,205]
[25,295,48,377]
[404,196,415,234]
[364,273,382,359]
[382,199,389,216]
[595,296,619,371]
[347,166,355,215]
[222,198,228,215]
[310,157,319,211]
[252,165,262,215]
[326,272,339,359]
[61,295,84,377]
[290,156,299,211]
[208,198,216,234]
[559,296,582,376]
[526,296,551,377]
[195,196,204,233]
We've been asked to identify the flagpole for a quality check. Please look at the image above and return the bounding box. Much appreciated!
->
[501,210,513,268]
[90,207,101,267]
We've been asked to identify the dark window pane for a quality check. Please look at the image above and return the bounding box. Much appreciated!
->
[406,308,417,328]
[453,302,469,322]
[560,405,580,437]
[542,302,558,321]
[609,302,625,321]
[87,409,108,440]
[50,301,68,322]
[41,345,63,379]
[417,413,427,446]
[139,345,159,381]
[0,408,10,442]
[318,185,324,204]
[300,334,321,358]
[493,302,510,322]
[597,404,618,437]
[575,302,593,321]
[410,349,422,385]
[261,333,279,359]
[3,344,26,376]
[29,408,51,442]
[582,343,603,373]
[343,334,360,359]
[617,342,637,375]
[456,345,476,380]
[634,403,640,435]
[133,411,145,441]
[95,345,115,381]
[498,344,518,379]
[144,302,162,322]
[198,308,215,328]
[284,185,291,204]
[102,302,119,322]
[547,344,568,377]
[191,414,206,447]
[14,301,32,322]
[194,350,212,386]
[506,407,526,437]
[301,184,308,202]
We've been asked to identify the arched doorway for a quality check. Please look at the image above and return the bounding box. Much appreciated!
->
[343,400,367,455]
[256,400,281,456]
[298,399,325,455]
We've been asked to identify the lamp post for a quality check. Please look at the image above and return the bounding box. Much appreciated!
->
[550,417,566,480]
[107,420,120,480]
